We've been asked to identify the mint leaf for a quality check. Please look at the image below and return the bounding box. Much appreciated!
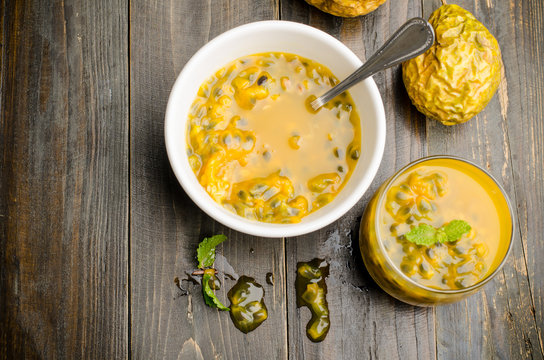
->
[197,234,227,268]
[435,228,448,243]
[404,223,438,246]
[441,220,471,243]
[195,236,229,311]
[202,272,230,311]
[404,220,471,246]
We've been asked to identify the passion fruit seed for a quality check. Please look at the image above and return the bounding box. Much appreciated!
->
[296,259,330,342]
[228,276,268,334]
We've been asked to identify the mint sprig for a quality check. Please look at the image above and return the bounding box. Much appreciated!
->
[202,270,230,311]
[195,235,230,311]
[404,220,471,246]
[197,234,227,268]
[442,220,472,242]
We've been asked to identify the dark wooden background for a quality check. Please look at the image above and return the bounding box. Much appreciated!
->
[1,0,543,359]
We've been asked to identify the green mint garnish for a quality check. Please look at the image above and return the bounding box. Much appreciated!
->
[202,270,230,311]
[404,220,471,246]
[196,235,230,311]
[404,223,440,246]
[197,234,227,268]
[442,220,472,242]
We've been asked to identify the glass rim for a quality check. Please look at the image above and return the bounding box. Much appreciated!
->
[373,155,516,295]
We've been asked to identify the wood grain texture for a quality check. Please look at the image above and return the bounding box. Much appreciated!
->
[494,0,544,355]
[281,1,435,359]
[422,0,544,359]
[0,0,129,359]
[129,1,288,359]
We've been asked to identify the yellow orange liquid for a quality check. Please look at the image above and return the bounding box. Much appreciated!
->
[379,158,511,290]
[187,53,361,223]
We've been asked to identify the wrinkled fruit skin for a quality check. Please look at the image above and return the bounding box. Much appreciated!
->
[402,4,502,125]
[305,0,387,17]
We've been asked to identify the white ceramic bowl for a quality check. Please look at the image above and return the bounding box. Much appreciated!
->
[165,20,386,237]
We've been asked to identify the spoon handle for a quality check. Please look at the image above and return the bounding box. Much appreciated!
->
[311,17,435,111]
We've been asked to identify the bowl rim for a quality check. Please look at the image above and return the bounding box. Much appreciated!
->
[165,20,386,237]
[373,155,516,294]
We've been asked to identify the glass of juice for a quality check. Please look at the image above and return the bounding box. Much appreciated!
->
[359,156,514,306]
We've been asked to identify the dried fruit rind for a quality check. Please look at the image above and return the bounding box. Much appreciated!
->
[402,4,502,125]
[304,0,387,17]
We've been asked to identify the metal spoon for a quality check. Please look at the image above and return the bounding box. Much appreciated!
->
[310,17,435,111]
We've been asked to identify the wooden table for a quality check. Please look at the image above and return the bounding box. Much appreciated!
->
[1,0,543,358]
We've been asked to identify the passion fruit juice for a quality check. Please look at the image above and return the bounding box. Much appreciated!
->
[359,157,513,305]
[186,53,361,223]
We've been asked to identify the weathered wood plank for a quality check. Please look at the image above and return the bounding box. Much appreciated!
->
[129,1,288,359]
[0,0,129,358]
[494,0,544,355]
[421,0,544,359]
[281,1,435,359]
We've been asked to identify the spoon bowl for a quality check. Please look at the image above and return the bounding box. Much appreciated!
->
[311,17,435,111]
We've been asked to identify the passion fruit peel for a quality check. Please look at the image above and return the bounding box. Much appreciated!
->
[402,4,502,125]
[305,0,388,17]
